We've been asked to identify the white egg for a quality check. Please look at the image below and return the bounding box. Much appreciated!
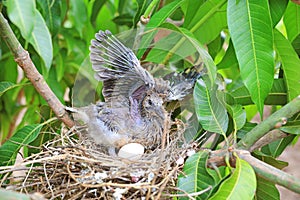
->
[118,143,145,160]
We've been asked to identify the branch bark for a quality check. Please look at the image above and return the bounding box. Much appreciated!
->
[249,129,288,152]
[237,95,300,150]
[236,149,300,194]
[207,148,300,194]
[0,12,74,128]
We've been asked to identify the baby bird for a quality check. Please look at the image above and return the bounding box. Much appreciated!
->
[73,30,202,154]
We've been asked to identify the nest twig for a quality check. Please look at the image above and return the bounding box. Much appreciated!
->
[0,120,197,199]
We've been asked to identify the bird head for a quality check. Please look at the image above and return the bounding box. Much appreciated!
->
[142,93,165,120]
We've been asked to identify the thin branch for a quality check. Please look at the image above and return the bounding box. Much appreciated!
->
[237,95,300,150]
[0,12,74,128]
[236,149,300,194]
[249,129,288,152]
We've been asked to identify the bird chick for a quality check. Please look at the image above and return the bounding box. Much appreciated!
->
[72,30,202,155]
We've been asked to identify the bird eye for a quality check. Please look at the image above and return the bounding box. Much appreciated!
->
[147,99,153,106]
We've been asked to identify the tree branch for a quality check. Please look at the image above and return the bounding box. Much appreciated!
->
[207,148,300,194]
[236,149,300,194]
[0,12,74,128]
[237,95,300,150]
[249,129,288,152]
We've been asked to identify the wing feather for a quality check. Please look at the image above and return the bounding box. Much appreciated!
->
[89,30,155,104]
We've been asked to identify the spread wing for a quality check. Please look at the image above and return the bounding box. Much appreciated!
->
[165,63,203,101]
[89,30,155,105]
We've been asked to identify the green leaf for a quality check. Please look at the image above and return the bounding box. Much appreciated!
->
[265,78,287,105]
[133,0,152,26]
[113,13,134,27]
[137,0,185,58]
[37,0,62,35]
[118,0,129,14]
[177,150,215,199]
[141,24,217,85]
[255,177,280,200]
[90,0,107,26]
[194,75,228,136]
[0,124,43,166]
[227,78,287,106]
[6,0,36,40]
[69,0,88,37]
[145,25,199,64]
[182,0,206,26]
[227,0,274,115]
[280,120,300,134]
[237,122,257,139]
[283,2,300,42]
[0,81,17,97]
[217,40,238,70]
[227,104,246,130]
[207,36,223,59]
[261,135,295,157]
[148,0,185,27]
[274,29,300,101]
[269,0,288,27]
[292,34,300,55]
[183,0,227,44]
[28,10,53,69]
[253,151,288,169]
[209,156,256,200]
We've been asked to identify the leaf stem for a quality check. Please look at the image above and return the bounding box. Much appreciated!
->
[143,0,160,19]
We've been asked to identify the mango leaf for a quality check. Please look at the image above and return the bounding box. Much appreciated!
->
[90,0,107,26]
[194,75,228,136]
[145,25,197,64]
[261,135,295,158]
[0,81,17,97]
[0,124,43,166]
[227,104,246,130]
[274,29,300,102]
[217,40,238,70]
[292,34,300,55]
[269,0,288,27]
[6,0,36,40]
[280,120,300,135]
[137,0,185,58]
[177,150,215,199]
[183,0,227,44]
[237,122,257,139]
[255,177,280,200]
[227,0,274,115]
[227,78,287,106]
[37,0,62,35]
[209,156,256,200]
[207,36,223,59]
[253,151,288,169]
[283,2,300,42]
[69,0,88,37]
[182,0,206,24]
[265,78,287,105]
[113,13,134,27]
[142,24,217,85]
[28,10,53,69]
[133,0,152,26]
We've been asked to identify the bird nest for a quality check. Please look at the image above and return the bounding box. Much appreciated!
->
[1,119,198,199]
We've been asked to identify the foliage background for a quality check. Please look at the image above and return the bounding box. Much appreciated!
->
[0,0,300,199]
